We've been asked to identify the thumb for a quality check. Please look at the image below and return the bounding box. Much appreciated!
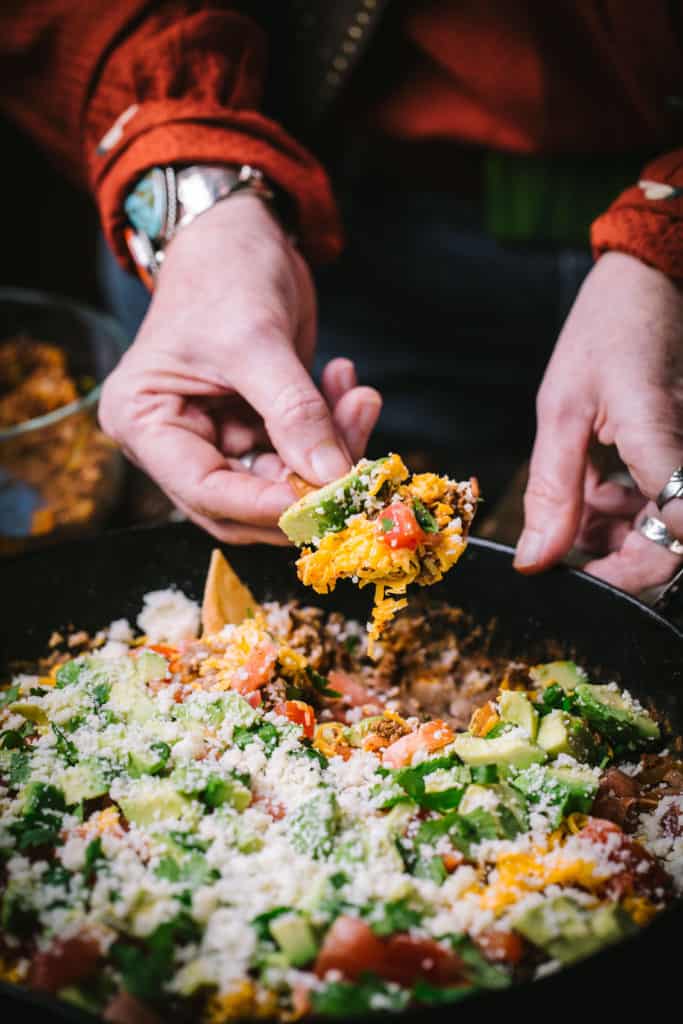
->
[514,393,593,573]
[236,331,351,485]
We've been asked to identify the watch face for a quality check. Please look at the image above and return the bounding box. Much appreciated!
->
[124,167,167,240]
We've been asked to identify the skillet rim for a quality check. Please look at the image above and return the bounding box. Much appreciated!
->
[0,522,681,1021]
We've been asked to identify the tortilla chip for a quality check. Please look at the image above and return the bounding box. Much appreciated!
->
[201,549,259,635]
[288,473,316,499]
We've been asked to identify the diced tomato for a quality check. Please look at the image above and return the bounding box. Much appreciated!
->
[579,817,673,900]
[382,934,465,987]
[328,670,382,712]
[29,935,101,992]
[383,719,455,769]
[146,644,179,659]
[290,982,312,1019]
[275,700,316,739]
[231,644,277,694]
[442,851,464,873]
[314,917,465,988]
[327,670,383,722]
[377,502,427,551]
[475,928,525,965]
[254,796,286,820]
[247,691,263,708]
[314,916,387,981]
[103,992,162,1024]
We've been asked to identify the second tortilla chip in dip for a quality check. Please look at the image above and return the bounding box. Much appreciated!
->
[279,453,478,651]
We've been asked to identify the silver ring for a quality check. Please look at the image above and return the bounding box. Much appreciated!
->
[655,466,683,510]
[238,450,263,471]
[637,514,683,555]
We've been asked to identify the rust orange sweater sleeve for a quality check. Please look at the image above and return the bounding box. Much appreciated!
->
[0,1,342,267]
[591,150,683,283]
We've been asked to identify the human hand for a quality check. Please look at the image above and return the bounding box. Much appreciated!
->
[99,194,382,543]
[514,252,683,593]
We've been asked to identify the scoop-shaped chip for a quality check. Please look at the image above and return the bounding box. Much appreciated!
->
[201,549,259,635]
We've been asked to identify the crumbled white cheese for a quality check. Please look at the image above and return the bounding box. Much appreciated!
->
[137,588,200,645]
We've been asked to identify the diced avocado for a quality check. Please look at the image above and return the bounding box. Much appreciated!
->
[514,896,636,965]
[574,684,660,746]
[174,691,258,729]
[498,691,539,740]
[133,651,169,684]
[278,457,388,545]
[172,959,216,997]
[530,661,586,692]
[453,732,547,770]
[107,675,157,725]
[8,701,48,726]
[423,765,472,795]
[170,765,251,811]
[290,790,339,859]
[537,710,599,762]
[127,742,171,778]
[546,764,598,801]
[57,987,101,1015]
[459,783,528,836]
[59,758,109,805]
[269,912,318,967]
[344,716,383,747]
[511,763,597,826]
[118,778,194,826]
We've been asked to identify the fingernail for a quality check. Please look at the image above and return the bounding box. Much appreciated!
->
[514,529,545,569]
[338,360,356,393]
[311,440,351,483]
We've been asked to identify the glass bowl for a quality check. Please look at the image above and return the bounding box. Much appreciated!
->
[0,288,127,555]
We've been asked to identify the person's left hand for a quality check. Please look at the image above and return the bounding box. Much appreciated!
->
[514,251,683,594]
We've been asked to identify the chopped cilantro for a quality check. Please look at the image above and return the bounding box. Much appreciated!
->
[413,499,439,533]
[42,862,72,888]
[442,933,511,989]
[483,722,510,739]
[380,517,394,533]
[155,853,218,887]
[363,898,423,937]
[168,831,209,852]
[0,685,19,710]
[312,974,409,1016]
[344,635,360,654]
[1,722,35,750]
[55,660,83,688]
[382,756,469,812]
[412,981,473,1005]
[10,783,66,850]
[305,666,342,699]
[29,687,47,698]
[233,721,281,757]
[415,855,448,884]
[92,682,111,706]
[52,723,79,766]
[83,837,105,882]
[111,913,200,1002]
[1,889,36,939]
[9,750,31,786]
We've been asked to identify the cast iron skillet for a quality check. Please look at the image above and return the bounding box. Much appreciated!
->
[0,522,681,1020]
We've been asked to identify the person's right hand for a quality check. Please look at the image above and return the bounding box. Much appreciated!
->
[99,193,382,544]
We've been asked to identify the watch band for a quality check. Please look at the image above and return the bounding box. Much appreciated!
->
[124,164,275,287]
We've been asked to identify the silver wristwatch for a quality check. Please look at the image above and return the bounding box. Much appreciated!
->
[124,164,275,287]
